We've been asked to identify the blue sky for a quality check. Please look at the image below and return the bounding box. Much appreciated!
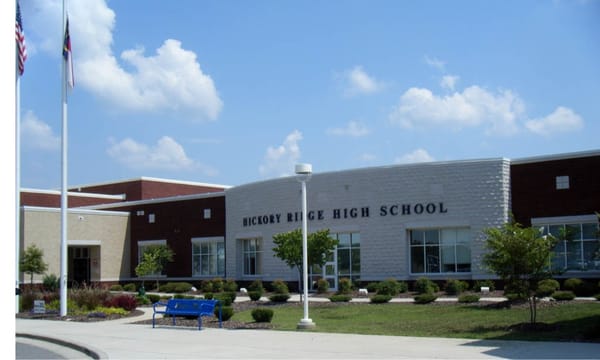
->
[10,0,600,190]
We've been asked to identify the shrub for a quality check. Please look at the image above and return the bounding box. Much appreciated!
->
[203,292,213,300]
[370,294,392,304]
[473,280,495,292]
[366,282,380,293]
[414,277,438,294]
[224,279,238,292]
[110,284,124,292]
[248,291,263,301]
[337,278,353,295]
[146,294,161,304]
[563,278,583,292]
[43,274,60,292]
[271,279,289,294]
[268,293,290,303]
[123,283,136,292]
[251,308,274,322]
[135,295,151,305]
[19,290,39,312]
[329,294,352,302]
[444,279,467,295]
[536,279,560,298]
[458,294,480,303]
[105,294,137,311]
[377,278,401,296]
[201,280,213,293]
[217,306,234,321]
[211,278,224,292]
[316,279,329,294]
[214,292,234,306]
[248,280,264,292]
[594,294,600,301]
[160,282,193,293]
[414,293,438,304]
[552,291,576,301]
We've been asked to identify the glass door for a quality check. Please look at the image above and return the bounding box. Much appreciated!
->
[323,250,338,291]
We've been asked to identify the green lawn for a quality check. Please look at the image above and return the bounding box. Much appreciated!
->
[233,301,600,342]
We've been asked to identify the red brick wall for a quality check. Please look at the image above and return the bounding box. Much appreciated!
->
[20,192,123,208]
[511,155,600,226]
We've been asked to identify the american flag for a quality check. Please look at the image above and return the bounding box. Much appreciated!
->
[16,1,27,76]
[63,17,74,89]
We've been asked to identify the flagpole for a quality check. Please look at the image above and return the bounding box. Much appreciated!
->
[15,19,21,314]
[60,0,69,317]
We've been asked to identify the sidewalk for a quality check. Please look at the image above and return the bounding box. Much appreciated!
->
[16,296,600,359]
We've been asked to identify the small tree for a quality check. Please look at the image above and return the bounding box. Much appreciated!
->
[20,245,48,285]
[272,228,338,294]
[135,244,174,290]
[482,220,558,324]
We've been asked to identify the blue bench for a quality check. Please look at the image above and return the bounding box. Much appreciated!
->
[152,299,222,330]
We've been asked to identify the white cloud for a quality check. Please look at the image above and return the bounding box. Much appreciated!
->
[107,136,216,175]
[358,153,377,162]
[343,66,383,96]
[21,111,60,151]
[440,75,459,91]
[395,149,435,164]
[525,107,583,136]
[259,130,303,178]
[28,0,222,121]
[389,85,524,136]
[327,121,370,137]
[424,55,446,71]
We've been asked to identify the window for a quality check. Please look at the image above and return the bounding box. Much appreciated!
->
[538,222,600,271]
[335,232,361,284]
[192,237,224,276]
[148,213,155,223]
[203,209,211,219]
[556,176,570,190]
[410,228,471,274]
[137,240,166,277]
[242,238,262,276]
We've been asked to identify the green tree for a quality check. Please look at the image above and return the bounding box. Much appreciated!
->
[20,244,48,285]
[482,220,558,324]
[135,244,175,290]
[272,228,338,293]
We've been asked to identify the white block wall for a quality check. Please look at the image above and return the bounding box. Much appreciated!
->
[225,158,510,282]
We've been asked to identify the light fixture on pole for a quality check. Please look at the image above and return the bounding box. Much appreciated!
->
[295,163,316,329]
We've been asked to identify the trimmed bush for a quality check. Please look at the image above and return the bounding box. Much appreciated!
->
[458,294,480,303]
[135,295,151,305]
[201,280,213,293]
[366,282,380,293]
[214,292,235,306]
[248,280,264,292]
[338,278,353,294]
[414,277,438,294]
[536,279,560,298]
[217,306,234,321]
[223,279,238,292]
[269,293,290,302]
[123,283,136,292]
[377,278,402,296]
[414,293,438,304]
[211,278,224,292]
[248,290,263,301]
[444,279,467,295]
[159,282,193,293]
[370,294,392,304]
[203,292,213,300]
[251,308,274,323]
[271,279,289,294]
[552,291,576,301]
[110,284,124,292]
[594,294,600,301]
[329,294,352,302]
[146,293,161,304]
[316,278,329,294]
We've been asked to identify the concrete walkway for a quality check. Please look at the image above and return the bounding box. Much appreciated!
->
[16,296,600,359]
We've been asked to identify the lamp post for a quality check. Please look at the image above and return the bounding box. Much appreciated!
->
[295,163,316,329]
